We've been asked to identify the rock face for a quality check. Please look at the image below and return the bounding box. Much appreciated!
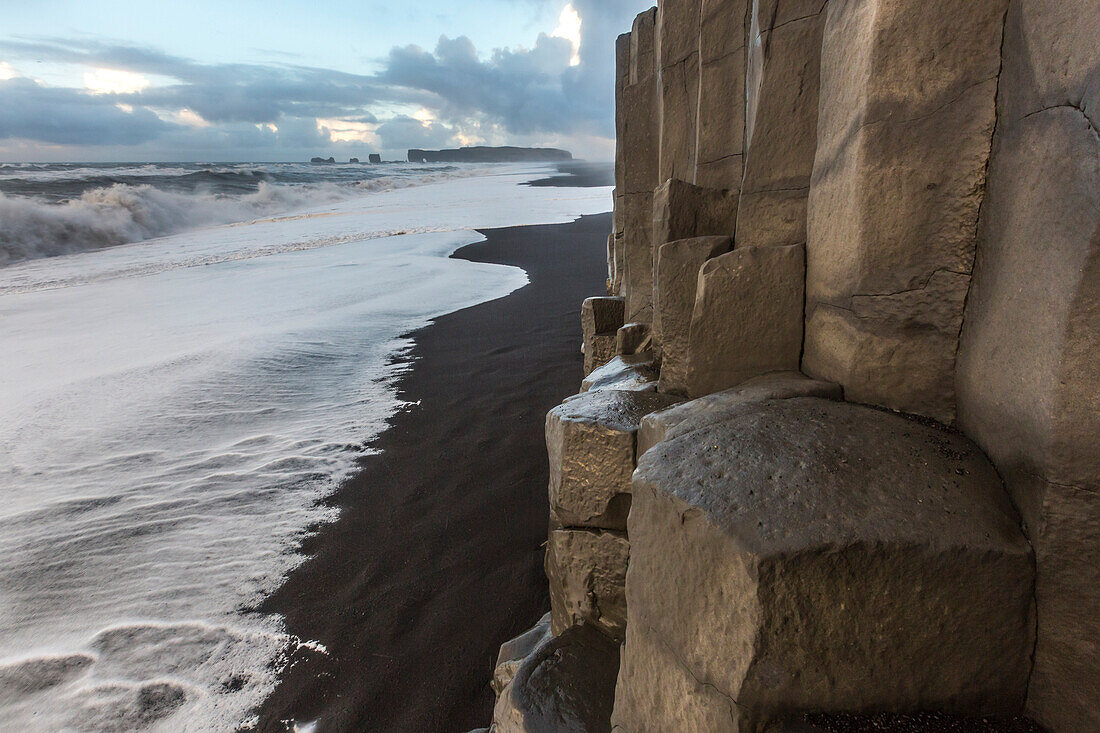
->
[953,2,1100,728]
[546,529,630,640]
[581,297,625,375]
[614,398,1034,731]
[694,0,749,189]
[493,623,619,733]
[736,0,826,249]
[650,180,739,337]
[657,0,701,183]
[493,614,552,696]
[803,0,1008,424]
[545,389,679,530]
[617,9,661,323]
[686,244,805,398]
[653,235,732,394]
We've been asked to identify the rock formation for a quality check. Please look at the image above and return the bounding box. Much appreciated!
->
[368,153,382,164]
[483,2,1098,731]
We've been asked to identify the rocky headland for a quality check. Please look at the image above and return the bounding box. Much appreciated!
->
[407,146,573,163]
[478,1,1099,732]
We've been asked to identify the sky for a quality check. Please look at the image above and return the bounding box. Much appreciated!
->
[0,0,653,162]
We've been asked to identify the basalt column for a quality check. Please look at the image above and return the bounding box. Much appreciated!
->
[618,9,662,324]
[803,0,1009,424]
[694,0,749,190]
[658,0,701,184]
[735,0,826,249]
[955,1,1100,728]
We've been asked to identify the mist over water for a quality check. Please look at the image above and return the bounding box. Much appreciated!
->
[0,165,612,730]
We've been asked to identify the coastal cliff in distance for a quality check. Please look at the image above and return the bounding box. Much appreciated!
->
[407,146,572,163]
[477,1,1099,732]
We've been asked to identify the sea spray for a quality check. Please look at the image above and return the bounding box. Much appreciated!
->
[0,162,486,265]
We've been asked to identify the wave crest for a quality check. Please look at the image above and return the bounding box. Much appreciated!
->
[0,171,469,266]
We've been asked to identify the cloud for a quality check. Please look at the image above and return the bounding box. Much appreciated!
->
[380,33,580,135]
[374,114,457,150]
[0,77,171,145]
[0,1,654,159]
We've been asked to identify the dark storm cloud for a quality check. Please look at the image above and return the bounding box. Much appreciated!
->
[374,115,457,150]
[380,34,577,134]
[0,77,170,145]
[0,1,653,151]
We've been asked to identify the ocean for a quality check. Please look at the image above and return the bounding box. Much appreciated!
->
[0,162,612,730]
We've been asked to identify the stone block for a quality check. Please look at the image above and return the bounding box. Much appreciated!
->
[582,296,625,337]
[546,529,630,640]
[582,297,625,376]
[651,179,738,344]
[639,371,841,455]
[686,244,805,398]
[804,0,1008,423]
[581,354,660,394]
[613,398,1034,731]
[492,613,552,696]
[546,389,679,530]
[652,179,739,267]
[493,623,619,733]
[616,322,649,356]
[653,235,732,395]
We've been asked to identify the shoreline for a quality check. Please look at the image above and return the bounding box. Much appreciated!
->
[254,209,612,731]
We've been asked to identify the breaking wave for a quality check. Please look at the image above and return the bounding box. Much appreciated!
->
[0,166,479,266]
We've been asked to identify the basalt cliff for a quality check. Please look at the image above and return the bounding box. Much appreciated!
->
[477,1,1098,731]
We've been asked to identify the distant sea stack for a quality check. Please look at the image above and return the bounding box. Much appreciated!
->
[310,157,336,164]
[480,1,1100,732]
[407,146,572,164]
[368,154,382,164]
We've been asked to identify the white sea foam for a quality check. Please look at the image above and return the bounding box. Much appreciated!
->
[0,165,613,730]
[0,163,488,265]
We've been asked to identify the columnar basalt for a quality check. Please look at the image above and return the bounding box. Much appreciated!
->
[736,0,826,250]
[657,0,702,184]
[694,0,749,189]
[804,0,1010,424]
[616,9,661,323]
[484,1,1098,730]
[954,2,1100,728]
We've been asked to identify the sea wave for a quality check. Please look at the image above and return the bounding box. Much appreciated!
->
[0,169,475,266]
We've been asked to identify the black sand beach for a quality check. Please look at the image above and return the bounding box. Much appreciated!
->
[254,198,612,730]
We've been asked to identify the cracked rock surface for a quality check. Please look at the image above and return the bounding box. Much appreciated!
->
[613,397,1033,732]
